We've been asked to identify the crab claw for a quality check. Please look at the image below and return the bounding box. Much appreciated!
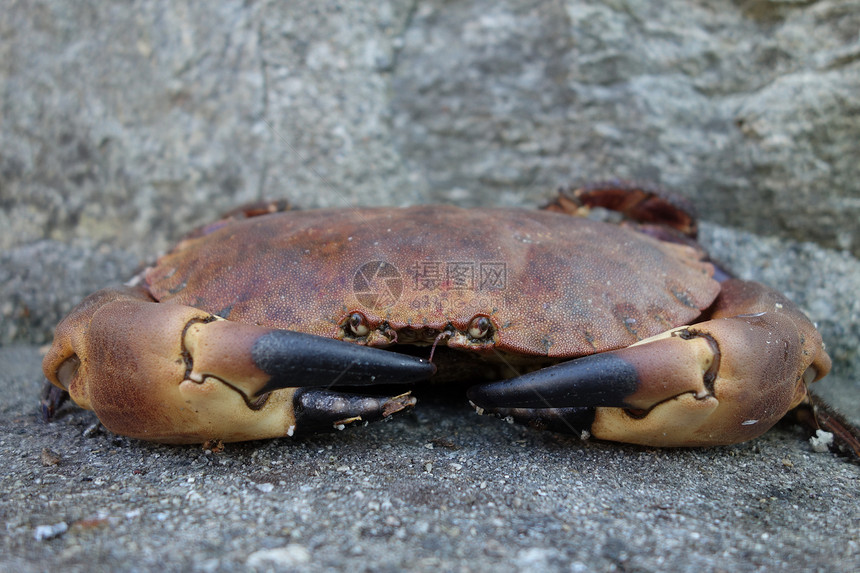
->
[184,321,435,395]
[469,279,831,447]
[43,287,432,443]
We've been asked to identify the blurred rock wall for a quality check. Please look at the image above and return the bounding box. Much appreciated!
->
[2,0,859,346]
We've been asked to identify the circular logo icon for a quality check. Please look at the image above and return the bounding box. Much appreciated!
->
[353,261,403,310]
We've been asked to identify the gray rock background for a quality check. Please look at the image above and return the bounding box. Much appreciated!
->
[2,0,860,347]
[2,1,859,571]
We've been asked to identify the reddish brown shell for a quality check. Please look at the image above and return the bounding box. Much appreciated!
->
[146,206,719,358]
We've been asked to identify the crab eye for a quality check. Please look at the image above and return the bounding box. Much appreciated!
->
[347,312,370,337]
[468,315,492,339]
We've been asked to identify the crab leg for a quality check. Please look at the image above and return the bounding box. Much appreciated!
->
[468,279,831,447]
[43,286,432,443]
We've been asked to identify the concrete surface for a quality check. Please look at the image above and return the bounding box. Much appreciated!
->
[1,345,859,573]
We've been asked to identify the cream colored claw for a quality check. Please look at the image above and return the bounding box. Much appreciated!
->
[469,279,830,447]
[43,286,431,444]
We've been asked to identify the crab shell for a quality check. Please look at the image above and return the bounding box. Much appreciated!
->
[43,202,831,446]
[150,206,719,357]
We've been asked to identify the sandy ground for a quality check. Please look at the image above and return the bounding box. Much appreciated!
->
[1,339,858,572]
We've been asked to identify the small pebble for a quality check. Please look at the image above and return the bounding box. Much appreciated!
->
[34,522,68,541]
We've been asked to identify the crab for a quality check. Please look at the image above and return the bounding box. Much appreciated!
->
[42,184,834,447]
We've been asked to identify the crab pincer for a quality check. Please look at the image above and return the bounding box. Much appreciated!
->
[468,279,831,447]
[43,286,433,443]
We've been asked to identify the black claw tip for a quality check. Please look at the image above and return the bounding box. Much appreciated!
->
[467,352,640,409]
[253,331,435,394]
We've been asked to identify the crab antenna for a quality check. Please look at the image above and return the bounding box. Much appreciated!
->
[428,330,453,365]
